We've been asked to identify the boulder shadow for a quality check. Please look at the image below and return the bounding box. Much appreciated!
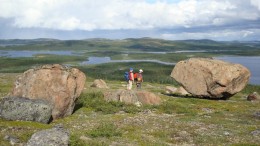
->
[72,102,84,114]
[162,93,230,100]
[47,116,53,124]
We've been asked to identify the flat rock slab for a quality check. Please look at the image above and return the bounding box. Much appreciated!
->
[0,97,52,124]
[26,125,69,146]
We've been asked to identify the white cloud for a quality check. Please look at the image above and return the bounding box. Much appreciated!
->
[0,0,259,31]
[0,0,260,41]
[251,0,260,10]
[161,29,259,41]
[242,30,254,38]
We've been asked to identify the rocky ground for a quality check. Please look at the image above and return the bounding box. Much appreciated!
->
[0,73,260,146]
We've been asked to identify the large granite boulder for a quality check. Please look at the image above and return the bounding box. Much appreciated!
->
[104,90,161,106]
[8,64,86,119]
[171,58,250,99]
[26,124,69,146]
[0,97,52,124]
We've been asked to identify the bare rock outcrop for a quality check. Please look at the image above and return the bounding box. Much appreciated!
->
[91,79,109,88]
[8,64,86,119]
[104,90,139,104]
[171,58,250,99]
[0,97,52,123]
[104,90,161,106]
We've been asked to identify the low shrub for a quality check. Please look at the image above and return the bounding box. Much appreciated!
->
[241,84,260,94]
[156,98,197,115]
[87,123,122,138]
[69,135,86,146]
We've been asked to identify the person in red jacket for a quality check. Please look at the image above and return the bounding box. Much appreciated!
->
[127,68,134,90]
[136,69,143,89]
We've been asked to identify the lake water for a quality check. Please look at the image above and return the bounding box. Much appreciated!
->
[0,50,78,57]
[81,57,175,65]
[216,56,260,85]
[84,56,260,85]
[122,50,236,54]
[0,50,259,85]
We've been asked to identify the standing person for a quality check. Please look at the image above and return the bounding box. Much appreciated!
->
[127,68,134,90]
[136,69,143,89]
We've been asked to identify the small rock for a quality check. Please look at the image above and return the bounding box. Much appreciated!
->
[91,79,109,88]
[26,125,70,146]
[251,129,260,136]
[165,86,178,94]
[224,131,230,136]
[203,115,211,118]
[79,136,92,141]
[176,86,190,96]
[53,123,64,130]
[202,108,213,113]
[247,92,260,101]
[254,112,260,119]
[142,109,152,114]
[134,101,142,107]
[116,111,126,115]
[178,131,190,137]
[4,135,20,145]
[165,86,189,96]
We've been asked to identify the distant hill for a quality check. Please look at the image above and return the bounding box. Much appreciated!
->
[0,38,259,52]
[1,37,259,46]
[178,39,220,45]
[0,38,60,46]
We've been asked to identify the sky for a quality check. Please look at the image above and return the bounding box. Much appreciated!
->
[0,0,260,41]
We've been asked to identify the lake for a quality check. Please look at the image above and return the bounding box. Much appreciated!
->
[84,56,260,85]
[0,50,259,85]
[81,57,175,65]
[216,56,260,85]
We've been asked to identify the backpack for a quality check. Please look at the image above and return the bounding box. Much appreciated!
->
[124,72,129,81]
[134,73,138,81]
[137,73,143,81]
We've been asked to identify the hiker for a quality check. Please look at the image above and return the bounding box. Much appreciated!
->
[127,68,134,90]
[136,69,143,89]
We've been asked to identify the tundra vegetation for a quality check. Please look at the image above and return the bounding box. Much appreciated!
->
[0,38,260,145]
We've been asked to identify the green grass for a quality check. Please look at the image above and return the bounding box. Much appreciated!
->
[241,84,260,94]
[78,62,178,84]
[87,122,122,138]
[0,38,260,145]
[0,119,51,145]
[0,76,260,145]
